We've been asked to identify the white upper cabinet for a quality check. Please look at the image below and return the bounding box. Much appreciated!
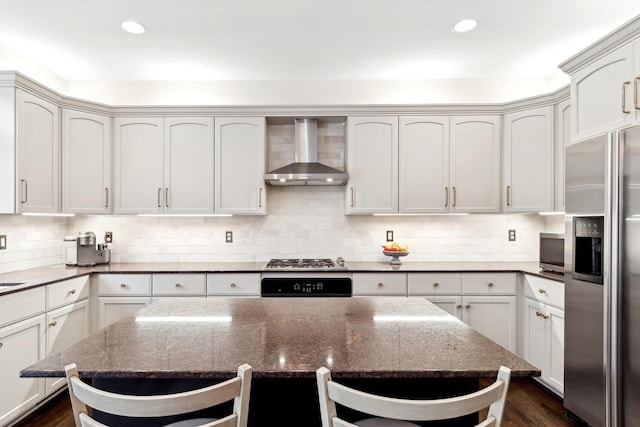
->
[346,117,399,214]
[567,40,639,142]
[16,90,60,213]
[114,118,164,214]
[62,110,112,214]
[114,117,214,214]
[450,116,501,213]
[399,116,450,213]
[555,99,571,212]
[215,117,266,215]
[165,118,214,214]
[503,106,554,213]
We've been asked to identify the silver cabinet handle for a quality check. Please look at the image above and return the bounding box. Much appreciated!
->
[433,282,439,288]
[258,187,263,208]
[488,282,494,288]
[538,288,546,294]
[350,187,355,208]
[536,311,544,317]
[69,289,76,295]
[444,187,449,207]
[105,187,109,208]
[452,186,456,207]
[465,304,471,309]
[165,188,169,208]
[623,81,631,114]
[20,179,28,204]
[378,282,384,287]
[230,283,237,288]
[506,186,511,207]
[175,283,182,288]
[49,321,58,327]
[120,283,127,288]
[456,304,462,309]
[0,342,3,348]
[157,188,162,208]
[635,77,640,110]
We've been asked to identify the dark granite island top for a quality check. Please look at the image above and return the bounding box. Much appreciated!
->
[22,296,538,380]
[21,297,539,426]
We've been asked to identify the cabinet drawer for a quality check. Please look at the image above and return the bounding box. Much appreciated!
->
[46,276,89,310]
[353,273,407,296]
[153,274,206,296]
[408,273,462,295]
[524,274,564,309]
[97,274,151,296]
[207,273,260,296]
[462,273,516,295]
[0,287,45,328]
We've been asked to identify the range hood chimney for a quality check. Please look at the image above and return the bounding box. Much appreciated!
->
[264,118,348,186]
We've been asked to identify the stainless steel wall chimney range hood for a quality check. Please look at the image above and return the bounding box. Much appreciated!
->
[264,118,348,186]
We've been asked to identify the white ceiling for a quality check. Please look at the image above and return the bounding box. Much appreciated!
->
[1,0,640,82]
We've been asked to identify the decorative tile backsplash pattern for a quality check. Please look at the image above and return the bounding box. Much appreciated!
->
[0,187,563,273]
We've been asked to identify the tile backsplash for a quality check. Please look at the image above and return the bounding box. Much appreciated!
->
[0,187,564,273]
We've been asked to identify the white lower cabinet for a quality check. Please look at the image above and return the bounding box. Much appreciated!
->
[408,272,517,351]
[152,273,206,296]
[522,274,564,395]
[97,274,152,328]
[207,273,260,297]
[0,314,46,425]
[45,300,89,394]
[352,273,407,296]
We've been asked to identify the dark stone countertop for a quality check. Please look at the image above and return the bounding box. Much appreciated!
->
[0,260,563,296]
[21,296,540,380]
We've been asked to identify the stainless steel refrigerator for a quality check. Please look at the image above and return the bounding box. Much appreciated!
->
[564,126,640,427]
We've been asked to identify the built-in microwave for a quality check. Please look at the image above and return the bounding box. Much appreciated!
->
[540,232,565,274]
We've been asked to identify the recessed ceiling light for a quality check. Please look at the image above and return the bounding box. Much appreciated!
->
[452,19,477,33]
[121,21,147,35]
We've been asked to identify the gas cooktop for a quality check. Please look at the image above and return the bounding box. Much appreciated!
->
[264,257,348,271]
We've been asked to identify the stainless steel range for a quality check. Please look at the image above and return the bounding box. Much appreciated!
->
[264,257,348,271]
[261,257,352,297]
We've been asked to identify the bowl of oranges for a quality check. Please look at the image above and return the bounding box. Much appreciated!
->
[382,242,409,265]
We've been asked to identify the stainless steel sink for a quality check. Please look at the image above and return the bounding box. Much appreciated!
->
[0,282,24,287]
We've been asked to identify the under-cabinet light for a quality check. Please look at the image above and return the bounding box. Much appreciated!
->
[137,214,233,217]
[373,315,453,322]
[21,212,75,217]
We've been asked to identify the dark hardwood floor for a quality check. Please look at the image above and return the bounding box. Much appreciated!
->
[14,378,584,427]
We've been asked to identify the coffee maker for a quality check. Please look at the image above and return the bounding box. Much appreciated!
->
[64,231,111,266]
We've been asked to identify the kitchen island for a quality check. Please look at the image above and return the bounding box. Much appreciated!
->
[21,296,539,426]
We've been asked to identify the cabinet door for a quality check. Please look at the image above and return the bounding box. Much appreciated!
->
[352,273,407,296]
[570,42,636,141]
[346,117,398,214]
[114,118,164,213]
[546,304,565,395]
[62,110,112,214]
[503,106,554,212]
[0,315,45,426]
[462,295,516,351]
[98,297,151,329]
[215,117,266,214]
[165,118,214,214]
[425,295,463,320]
[45,300,89,394]
[450,116,501,213]
[16,90,60,213]
[523,298,547,374]
[555,99,571,211]
[399,116,450,213]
